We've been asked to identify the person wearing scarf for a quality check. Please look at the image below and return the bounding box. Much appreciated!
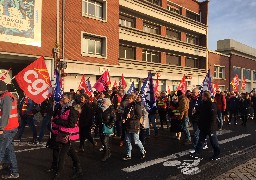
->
[96,98,116,162]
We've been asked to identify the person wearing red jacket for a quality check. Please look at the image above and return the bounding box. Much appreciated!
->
[0,81,19,179]
[214,88,226,130]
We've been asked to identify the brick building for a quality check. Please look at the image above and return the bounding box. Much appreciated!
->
[1,0,255,94]
[0,0,210,92]
[209,39,256,92]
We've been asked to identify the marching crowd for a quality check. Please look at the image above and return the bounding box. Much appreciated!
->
[0,79,256,179]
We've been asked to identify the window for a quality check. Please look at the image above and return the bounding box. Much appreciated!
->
[119,15,135,28]
[166,54,181,65]
[82,0,106,21]
[243,69,251,80]
[166,29,180,40]
[142,50,160,63]
[253,72,256,81]
[119,45,135,59]
[143,23,160,35]
[233,67,241,78]
[185,58,198,68]
[167,3,181,14]
[186,10,200,22]
[186,34,199,45]
[82,33,106,57]
[146,0,161,6]
[214,66,225,79]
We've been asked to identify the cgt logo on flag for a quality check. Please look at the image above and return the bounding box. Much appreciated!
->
[15,56,52,104]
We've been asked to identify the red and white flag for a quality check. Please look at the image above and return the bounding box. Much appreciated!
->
[154,73,160,94]
[176,75,186,94]
[241,76,246,91]
[78,75,92,96]
[113,80,118,88]
[15,56,52,104]
[93,70,111,92]
[212,82,219,96]
[167,86,171,94]
[119,74,127,89]
[231,74,239,92]
[0,68,11,81]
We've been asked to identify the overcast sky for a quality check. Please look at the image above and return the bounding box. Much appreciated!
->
[208,0,256,50]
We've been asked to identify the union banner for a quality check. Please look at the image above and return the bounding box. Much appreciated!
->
[0,0,42,46]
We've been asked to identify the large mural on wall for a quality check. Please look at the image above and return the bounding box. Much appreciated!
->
[0,0,42,47]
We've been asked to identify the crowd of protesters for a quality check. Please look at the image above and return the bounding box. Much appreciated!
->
[1,80,256,179]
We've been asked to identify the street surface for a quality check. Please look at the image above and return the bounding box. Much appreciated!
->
[5,119,256,180]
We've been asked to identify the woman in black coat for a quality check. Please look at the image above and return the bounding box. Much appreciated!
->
[239,93,251,126]
[95,98,116,162]
[78,94,97,152]
[191,91,220,161]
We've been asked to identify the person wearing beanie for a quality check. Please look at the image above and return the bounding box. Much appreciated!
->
[0,80,20,179]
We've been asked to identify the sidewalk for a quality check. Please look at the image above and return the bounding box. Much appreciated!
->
[214,158,256,180]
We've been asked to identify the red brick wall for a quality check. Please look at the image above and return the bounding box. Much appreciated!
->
[208,52,230,89]
[161,26,167,37]
[136,48,143,61]
[64,0,119,65]
[161,52,166,64]
[171,0,200,13]
[0,1,57,58]
[161,0,167,9]
[136,18,144,30]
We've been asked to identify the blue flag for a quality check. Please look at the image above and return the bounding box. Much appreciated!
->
[200,69,212,94]
[53,69,63,103]
[140,73,156,112]
[86,79,93,92]
[127,81,135,94]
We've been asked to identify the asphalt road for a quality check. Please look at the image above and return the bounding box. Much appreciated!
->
[5,118,256,180]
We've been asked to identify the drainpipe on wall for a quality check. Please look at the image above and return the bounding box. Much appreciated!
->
[229,54,232,91]
[62,0,65,61]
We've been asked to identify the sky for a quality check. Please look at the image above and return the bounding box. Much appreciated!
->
[208,0,256,50]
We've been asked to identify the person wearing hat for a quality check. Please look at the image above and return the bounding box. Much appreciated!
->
[0,80,19,179]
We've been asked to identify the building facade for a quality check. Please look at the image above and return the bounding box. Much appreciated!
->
[209,39,256,92]
[1,0,255,95]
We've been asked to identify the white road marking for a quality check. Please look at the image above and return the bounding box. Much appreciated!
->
[15,147,46,153]
[122,134,251,173]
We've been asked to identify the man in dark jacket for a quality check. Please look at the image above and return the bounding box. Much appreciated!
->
[191,91,220,161]
[228,92,239,125]
[122,94,145,161]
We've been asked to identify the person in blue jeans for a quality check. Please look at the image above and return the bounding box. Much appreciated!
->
[122,94,146,160]
[0,81,20,178]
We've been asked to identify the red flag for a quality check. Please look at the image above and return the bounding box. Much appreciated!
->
[154,73,160,94]
[167,86,171,94]
[176,75,186,94]
[120,74,127,89]
[78,75,92,96]
[231,74,239,92]
[0,68,11,81]
[113,80,117,88]
[212,82,219,95]
[241,76,246,91]
[93,70,111,92]
[15,56,52,104]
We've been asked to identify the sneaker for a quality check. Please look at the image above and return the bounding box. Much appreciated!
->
[2,173,19,179]
[189,149,195,154]
[203,144,208,150]
[141,150,146,159]
[235,122,238,125]
[190,153,200,159]
[123,155,131,161]
[228,122,231,125]
[210,156,220,161]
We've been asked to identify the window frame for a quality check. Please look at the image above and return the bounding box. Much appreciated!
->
[186,34,199,45]
[142,49,160,63]
[119,45,135,60]
[81,32,107,58]
[166,28,181,41]
[214,65,225,79]
[143,22,160,35]
[82,0,107,22]
[166,54,181,66]
[119,15,135,28]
